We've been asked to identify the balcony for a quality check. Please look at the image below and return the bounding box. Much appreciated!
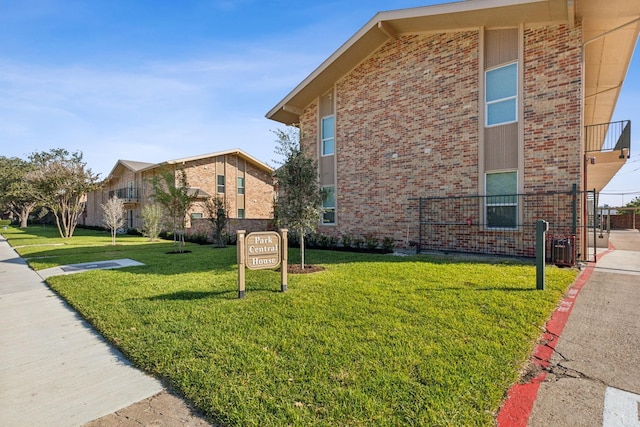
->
[108,187,141,203]
[584,120,631,192]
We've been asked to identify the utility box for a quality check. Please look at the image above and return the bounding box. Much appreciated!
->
[546,235,576,267]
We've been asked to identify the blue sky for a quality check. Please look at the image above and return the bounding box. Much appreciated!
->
[0,0,638,206]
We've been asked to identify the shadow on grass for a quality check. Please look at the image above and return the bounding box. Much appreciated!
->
[147,283,284,301]
[418,286,537,292]
[148,290,236,300]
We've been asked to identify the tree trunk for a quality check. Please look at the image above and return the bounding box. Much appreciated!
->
[18,203,36,228]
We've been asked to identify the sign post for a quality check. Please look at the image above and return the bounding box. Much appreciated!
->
[237,229,287,298]
[536,220,548,291]
[237,230,246,298]
[280,229,288,292]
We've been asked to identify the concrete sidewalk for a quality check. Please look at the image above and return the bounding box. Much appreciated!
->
[528,230,640,426]
[0,234,208,426]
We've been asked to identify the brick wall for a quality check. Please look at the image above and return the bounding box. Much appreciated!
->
[299,24,583,252]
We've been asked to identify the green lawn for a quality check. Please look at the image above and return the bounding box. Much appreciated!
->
[4,226,577,426]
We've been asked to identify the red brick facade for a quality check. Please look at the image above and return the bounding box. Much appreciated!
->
[298,24,584,251]
[84,151,275,236]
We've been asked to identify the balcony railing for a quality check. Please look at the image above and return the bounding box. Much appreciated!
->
[108,188,140,202]
[585,120,631,158]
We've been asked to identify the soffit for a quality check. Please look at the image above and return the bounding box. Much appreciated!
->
[580,0,640,127]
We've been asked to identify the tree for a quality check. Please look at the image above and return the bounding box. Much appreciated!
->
[27,149,101,238]
[272,126,324,269]
[141,203,164,242]
[625,196,640,209]
[101,196,125,245]
[0,156,39,228]
[150,168,198,253]
[205,196,228,247]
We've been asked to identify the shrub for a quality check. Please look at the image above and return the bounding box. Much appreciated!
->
[365,234,379,252]
[353,236,364,250]
[0,219,11,227]
[185,233,209,245]
[341,234,354,249]
[382,237,395,253]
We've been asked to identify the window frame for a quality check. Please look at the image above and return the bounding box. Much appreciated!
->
[485,171,518,230]
[321,185,336,225]
[237,176,245,195]
[217,175,225,194]
[321,115,335,156]
[485,62,518,127]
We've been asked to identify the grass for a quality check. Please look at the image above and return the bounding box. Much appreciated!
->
[3,225,578,426]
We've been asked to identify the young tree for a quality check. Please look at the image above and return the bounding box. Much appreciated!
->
[101,196,125,245]
[205,196,228,247]
[141,203,164,242]
[0,156,39,228]
[272,126,324,269]
[150,168,198,253]
[27,149,101,238]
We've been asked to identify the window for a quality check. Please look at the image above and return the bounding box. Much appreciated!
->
[321,116,335,156]
[190,213,203,219]
[486,171,518,229]
[237,176,245,195]
[322,186,335,224]
[237,208,245,219]
[217,175,225,194]
[486,63,517,126]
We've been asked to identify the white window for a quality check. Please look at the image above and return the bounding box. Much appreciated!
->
[321,116,335,156]
[237,177,245,195]
[217,175,225,194]
[237,208,245,219]
[485,63,517,127]
[190,213,203,219]
[322,186,335,224]
[486,171,517,229]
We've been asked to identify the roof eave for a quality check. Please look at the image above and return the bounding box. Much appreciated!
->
[266,0,569,124]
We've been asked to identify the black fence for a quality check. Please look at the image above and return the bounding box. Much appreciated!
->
[409,187,594,262]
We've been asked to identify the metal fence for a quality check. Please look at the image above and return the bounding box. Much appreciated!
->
[409,186,595,262]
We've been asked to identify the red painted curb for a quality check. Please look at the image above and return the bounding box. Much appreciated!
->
[496,249,611,426]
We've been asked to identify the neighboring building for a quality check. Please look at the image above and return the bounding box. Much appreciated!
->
[84,149,275,237]
[266,0,639,261]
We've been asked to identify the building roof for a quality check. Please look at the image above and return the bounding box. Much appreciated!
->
[139,148,273,173]
[266,0,640,128]
[105,149,273,182]
[105,159,155,181]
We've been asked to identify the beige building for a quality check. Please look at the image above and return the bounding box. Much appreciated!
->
[267,0,639,261]
[84,149,275,237]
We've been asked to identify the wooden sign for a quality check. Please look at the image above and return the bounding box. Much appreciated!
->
[237,229,288,298]
[245,231,281,270]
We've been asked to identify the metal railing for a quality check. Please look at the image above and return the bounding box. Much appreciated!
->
[108,188,140,202]
[585,120,631,158]
[408,186,597,263]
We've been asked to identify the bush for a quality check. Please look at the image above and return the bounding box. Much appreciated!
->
[185,233,209,245]
[127,228,143,236]
[365,234,379,252]
[0,219,11,227]
[341,234,354,249]
[317,233,338,249]
[353,236,364,250]
[382,237,395,253]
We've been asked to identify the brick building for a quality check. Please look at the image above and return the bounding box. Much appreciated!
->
[84,149,275,237]
[266,0,638,260]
